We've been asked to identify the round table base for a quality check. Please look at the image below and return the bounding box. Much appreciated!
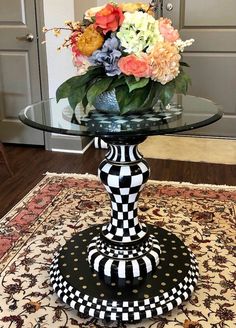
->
[50,224,199,322]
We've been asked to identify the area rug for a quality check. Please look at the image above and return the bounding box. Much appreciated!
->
[0,173,235,328]
[138,136,236,164]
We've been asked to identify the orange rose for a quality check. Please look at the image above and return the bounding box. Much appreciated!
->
[94,3,124,35]
[77,25,104,57]
[118,54,151,78]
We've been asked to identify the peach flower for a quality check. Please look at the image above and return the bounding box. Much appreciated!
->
[159,17,179,43]
[118,3,154,15]
[148,41,181,84]
[118,54,151,78]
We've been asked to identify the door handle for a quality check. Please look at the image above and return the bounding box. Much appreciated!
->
[16,33,34,42]
[166,3,174,11]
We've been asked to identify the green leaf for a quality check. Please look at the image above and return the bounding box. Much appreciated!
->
[115,85,130,111]
[174,77,187,94]
[56,66,104,103]
[108,76,126,90]
[174,69,191,95]
[158,81,175,106]
[56,82,71,102]
[116,83,153,115]
[82,95,88,111]
[180,61,190,67]
[125,76,149,92]
[68,84,86,110]
[142,81,161,108]
[86,77,113,104]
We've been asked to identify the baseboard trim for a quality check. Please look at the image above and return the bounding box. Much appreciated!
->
[50,139,94,154]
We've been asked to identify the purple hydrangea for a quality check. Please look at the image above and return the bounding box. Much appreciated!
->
[89,37,122,76]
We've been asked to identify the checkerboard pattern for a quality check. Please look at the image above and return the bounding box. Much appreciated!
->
[80,110,182,134]
[50,243,199,322]
[98,151,150,243]
[87,142,162,279]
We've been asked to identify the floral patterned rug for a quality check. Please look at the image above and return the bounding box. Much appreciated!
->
[0,173,235,328]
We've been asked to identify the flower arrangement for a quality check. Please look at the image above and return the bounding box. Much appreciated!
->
[44,2,194,115]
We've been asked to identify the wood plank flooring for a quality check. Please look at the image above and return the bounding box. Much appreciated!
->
[0,143,235,219]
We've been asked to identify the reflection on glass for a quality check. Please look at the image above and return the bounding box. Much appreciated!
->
[19,95,223,137]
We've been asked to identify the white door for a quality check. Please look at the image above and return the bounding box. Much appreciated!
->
[0,0,44,144]
[162,0,236,137]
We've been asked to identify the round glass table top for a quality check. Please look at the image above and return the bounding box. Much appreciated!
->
[19,95,223,138]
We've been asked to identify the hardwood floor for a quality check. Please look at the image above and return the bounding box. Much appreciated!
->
[0,143,235,218]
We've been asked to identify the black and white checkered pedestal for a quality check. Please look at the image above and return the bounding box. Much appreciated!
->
[50,136,199,322]
[50,225,199,322]
[88,137,161,279]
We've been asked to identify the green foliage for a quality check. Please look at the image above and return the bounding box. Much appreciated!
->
[56,67,104,109]
[174,68,191,95]
[115,84,150,115]
[86,77,113,104]
[56,65,191,115]
[180,61,190,67]
[125,76,149,92]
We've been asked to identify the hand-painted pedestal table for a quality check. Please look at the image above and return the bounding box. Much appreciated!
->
[19,95,222,322]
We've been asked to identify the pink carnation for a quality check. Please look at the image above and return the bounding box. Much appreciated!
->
[73,54,91,75]
[159,17,179,43]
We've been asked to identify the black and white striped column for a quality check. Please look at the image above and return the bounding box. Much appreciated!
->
[88,137,161,280]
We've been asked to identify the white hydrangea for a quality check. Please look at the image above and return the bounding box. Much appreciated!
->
[117,11,163,55]
[84,5,105,21]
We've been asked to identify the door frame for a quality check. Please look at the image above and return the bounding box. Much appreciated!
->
[0,0,48,145]
[35,0,49,103]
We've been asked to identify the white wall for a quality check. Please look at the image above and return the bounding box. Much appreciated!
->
[43,0,76,98]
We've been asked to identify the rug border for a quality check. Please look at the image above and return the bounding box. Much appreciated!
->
[46,172,236,190]
[0,173,98,222]
[1,172,235,223]
[0,175,49,222]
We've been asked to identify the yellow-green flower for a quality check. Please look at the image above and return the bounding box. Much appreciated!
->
[117,11,163,55]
